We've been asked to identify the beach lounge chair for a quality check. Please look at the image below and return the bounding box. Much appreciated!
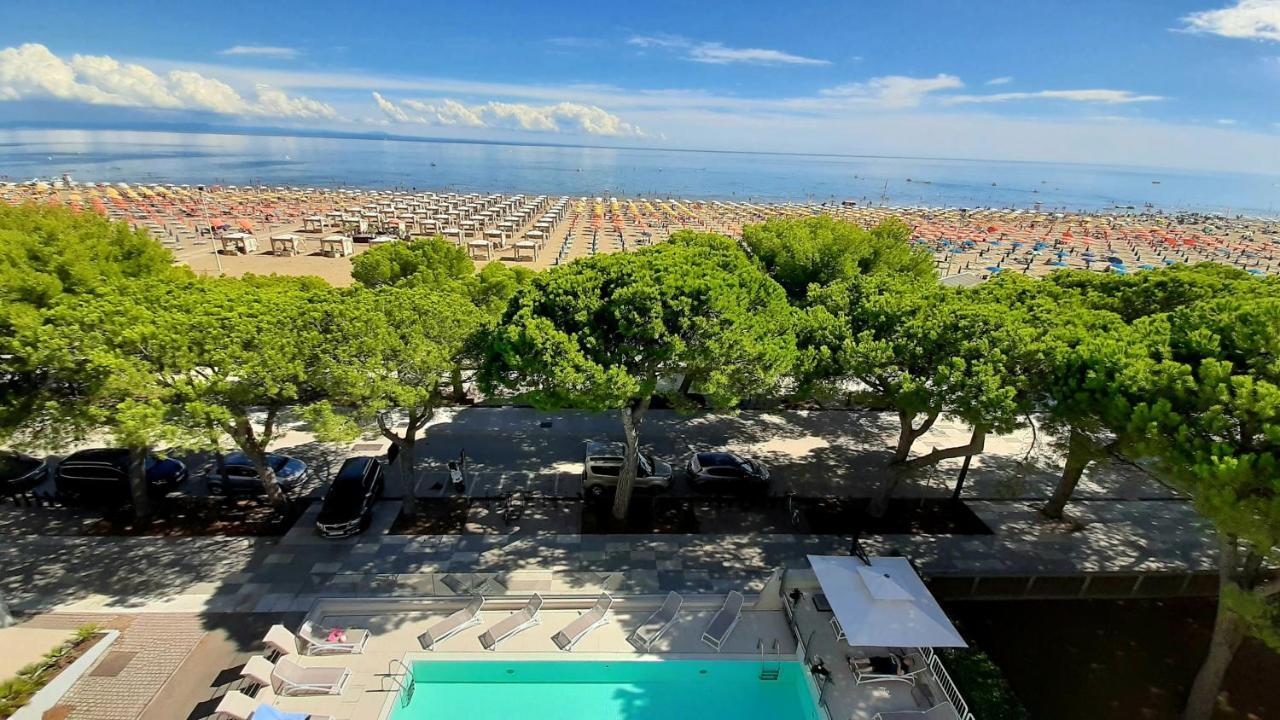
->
[242,655,350,697]
[419,596,484,650]
[262,624,299,657]
[701,590,744,652]
[627,591,682,651]
[847,651,929,687]
[214,690,334,720]
[478,594,543,650]
[873,702,962,720]
[551,593,613,651]
[296,620,369,655]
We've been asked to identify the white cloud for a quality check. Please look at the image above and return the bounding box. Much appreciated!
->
[372,93,643,136]
[944,89,1164,105]
[819,74,963,108]
[986,76,1014,85]
[627,35,828,65]
[0,43,336,119]
[1181,0,1280,41]
[219,45,300,59]
[1216,117,1238,124]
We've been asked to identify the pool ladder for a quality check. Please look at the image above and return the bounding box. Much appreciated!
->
[387,659,415,708]
[758,638,781,681]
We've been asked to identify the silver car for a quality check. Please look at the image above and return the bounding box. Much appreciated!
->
[583,441,673,499]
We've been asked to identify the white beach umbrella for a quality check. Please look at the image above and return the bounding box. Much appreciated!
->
[807,555,967,648]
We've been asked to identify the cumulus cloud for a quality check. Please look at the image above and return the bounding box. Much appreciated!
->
[819,74,963,108]
[1181,0,1280,41]
[219,45,300,58]
[0,43,336,119]
[628,35,828,65]
[943,89,1164,105]
[371,92,643,136]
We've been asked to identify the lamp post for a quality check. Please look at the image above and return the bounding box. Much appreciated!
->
[199,185,222,273]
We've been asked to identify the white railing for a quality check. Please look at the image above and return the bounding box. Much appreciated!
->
[919,647,976,720]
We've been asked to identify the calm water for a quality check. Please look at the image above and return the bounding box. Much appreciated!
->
[1,129,1277,216]
[394,660,820,720]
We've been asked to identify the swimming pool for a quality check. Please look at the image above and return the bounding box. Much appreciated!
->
[390,659,822,720]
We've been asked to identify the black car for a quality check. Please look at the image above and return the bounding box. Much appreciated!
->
[686,451,771,495]
[204,452,309,497]
[0,450,49,495]
[55,448,187,504]
[315,456,384,538]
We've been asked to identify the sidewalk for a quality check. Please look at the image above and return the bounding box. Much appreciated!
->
[1,498,1216,616]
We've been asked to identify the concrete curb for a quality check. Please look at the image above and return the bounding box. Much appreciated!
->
[12,629,120,720]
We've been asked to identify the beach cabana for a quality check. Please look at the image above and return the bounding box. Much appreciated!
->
[270,233,303,257]
[808,555,966,649]
[319,235,354,258]
[219,232,257,254]
[513,239,539,261]
[467,238,492,260]
[302,216,324,232]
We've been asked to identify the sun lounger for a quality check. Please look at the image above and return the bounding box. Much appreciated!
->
[242,655,350,697]
[873,702,962,720]
[419,596,484,650]
[701,590,744,652]
[296,620,369,655]
[847,651,929,686]
[627,591,682,651]
[262,624,299,656]
[478,594,543,650]
[214,690,334,720]
[551,593,613,651]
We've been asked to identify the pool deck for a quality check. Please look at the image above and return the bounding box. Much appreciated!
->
[250,591,938,720]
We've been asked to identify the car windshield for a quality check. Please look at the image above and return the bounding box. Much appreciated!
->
[0,454,37,476]
[321,478,363,512]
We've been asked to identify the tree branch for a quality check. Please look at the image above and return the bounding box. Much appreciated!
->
[902,427,987,470]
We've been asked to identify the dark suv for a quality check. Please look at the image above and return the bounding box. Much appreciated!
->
[55,448,187,504]
[315,456,384,538]
[204,452,309,497]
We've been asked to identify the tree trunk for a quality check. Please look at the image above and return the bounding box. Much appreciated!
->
[224,412,289,513]
[892,409,940,464]
[1041,427,1092,520]
[450,366,466,402]
[678,372,696,397]
[1183,536,1252,720]
[127,444,152,521]
[612,397,651,521]
[872,425,986,517]
[398,423,419,519]
[0,591,14,628]
[246,445,290,513]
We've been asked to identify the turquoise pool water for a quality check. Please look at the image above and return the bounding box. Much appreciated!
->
[390,659,822,720]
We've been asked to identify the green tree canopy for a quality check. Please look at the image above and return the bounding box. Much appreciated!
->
[480,236,797,518]
[743,216,934,303]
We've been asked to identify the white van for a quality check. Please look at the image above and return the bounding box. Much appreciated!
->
[583,441,673,499]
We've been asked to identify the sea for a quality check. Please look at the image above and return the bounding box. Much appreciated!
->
[2,128,1278,217]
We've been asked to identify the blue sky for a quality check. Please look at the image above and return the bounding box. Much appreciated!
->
[1,0,1278,171]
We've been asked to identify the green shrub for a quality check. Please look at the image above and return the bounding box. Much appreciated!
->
[939,647,1029,720]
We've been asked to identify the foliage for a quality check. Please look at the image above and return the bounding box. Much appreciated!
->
[743,215,934,303]
[350,236,474,290]
[0,203,178,311]
[939,647,1030,720]
[0,625,103,718]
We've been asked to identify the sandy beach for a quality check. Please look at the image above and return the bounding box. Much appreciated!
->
[4,182,1277,286]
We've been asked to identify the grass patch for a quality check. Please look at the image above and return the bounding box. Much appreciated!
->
[938,646,1029,720]
[0,624,104,719]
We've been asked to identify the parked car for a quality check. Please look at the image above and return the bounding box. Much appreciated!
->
[686,451,771,495]
[315,456,385,538]
[0,450,49,495]
[204,452,309,497]
[583,441,673,499]
[54,448,187,504]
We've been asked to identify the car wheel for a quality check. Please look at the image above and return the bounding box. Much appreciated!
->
[207,481,225,497]
[586,484,606,500]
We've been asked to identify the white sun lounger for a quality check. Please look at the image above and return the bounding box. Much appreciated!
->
[419,596,484,650]
[627,591,682,651]
[849,651,929,686]
[701,591,744,652]
[214,690,334,720]
[242,655,350,697]
[551,593,613,651]
[296,621,370,655]
[262,624,298,656]
[873,702,962,720]
[479,594,543,650]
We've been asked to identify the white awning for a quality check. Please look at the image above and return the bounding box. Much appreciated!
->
[808,555,967,648]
